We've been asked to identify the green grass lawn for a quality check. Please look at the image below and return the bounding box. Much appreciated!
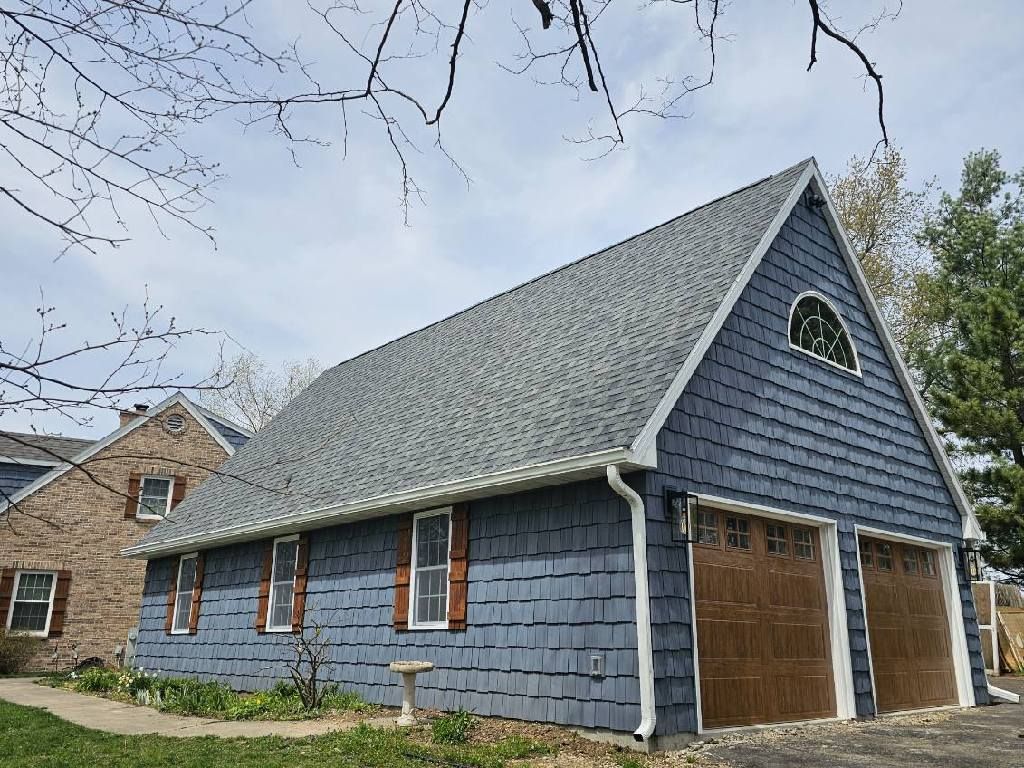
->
[0,700,551,768]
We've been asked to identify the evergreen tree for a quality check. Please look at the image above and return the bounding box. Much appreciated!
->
[916,150,1024,584]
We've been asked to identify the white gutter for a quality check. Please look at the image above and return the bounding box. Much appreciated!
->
[606,465,657,743]
[987,682,1020,704]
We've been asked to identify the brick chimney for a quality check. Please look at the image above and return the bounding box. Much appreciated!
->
[119,403,149,428]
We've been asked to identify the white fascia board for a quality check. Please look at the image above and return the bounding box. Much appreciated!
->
[121,446,653,558]
[0,392,231,513]
[805,169,982,542]
[630,159,817,459]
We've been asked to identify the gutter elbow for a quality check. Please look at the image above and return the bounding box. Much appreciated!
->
[606,465,657,744]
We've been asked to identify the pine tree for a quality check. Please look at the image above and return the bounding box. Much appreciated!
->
[916,150,1024,584]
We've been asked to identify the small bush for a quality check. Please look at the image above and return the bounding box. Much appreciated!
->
[0,630,43,674]
[431,709,475,744]
[72,667,119,692]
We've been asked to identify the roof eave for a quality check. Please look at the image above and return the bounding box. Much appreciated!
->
[121,445,655,559]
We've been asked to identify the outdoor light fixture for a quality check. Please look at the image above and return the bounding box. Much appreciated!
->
[664,488,696,543]
[962,539,983,582]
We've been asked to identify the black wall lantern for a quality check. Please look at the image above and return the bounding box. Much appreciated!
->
[962,539,982,582]
[665,489,697,543]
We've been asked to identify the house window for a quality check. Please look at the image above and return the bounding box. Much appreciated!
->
[172,554,198,634]
[789,293,860,374]
[696,510,720,546]
[138,476,173,519]
[902,547,919,575]
[411,511,451,628]
[267,536,299,631]
[7,571,56,635]
[725,516,751,551]
[859,539,874,569]
[920,549,937,577]
[766,523,789,556]
[876,542,894,571]
[793,527,815,560]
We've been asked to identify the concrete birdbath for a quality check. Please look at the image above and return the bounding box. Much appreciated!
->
[389,660,434,726]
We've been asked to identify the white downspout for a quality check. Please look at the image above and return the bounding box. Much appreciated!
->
[607,465,657,743]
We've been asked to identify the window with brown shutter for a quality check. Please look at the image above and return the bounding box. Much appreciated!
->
[164,561,177,633]
[255,541,274,632]
[171,475,187,510]
[124,472,141,519]
[188,554,205,634]
[291,535,309,633]
[393,514,413,631]
[47,571,72,638]
[0,568,14,627]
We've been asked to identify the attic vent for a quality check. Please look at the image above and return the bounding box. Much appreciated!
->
[164,414,186,434]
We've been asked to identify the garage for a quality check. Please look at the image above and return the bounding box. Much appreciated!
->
[693,508,836,729]
[859,536,958,713]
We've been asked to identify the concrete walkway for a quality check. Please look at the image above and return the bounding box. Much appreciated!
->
[0,677,395,738]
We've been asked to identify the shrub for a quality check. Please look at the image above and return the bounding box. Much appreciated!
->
[0,630,42,674]
[72,667,120,692]
[431,709,475,744]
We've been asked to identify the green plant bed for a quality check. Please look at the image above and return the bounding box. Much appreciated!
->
[0,700,552,768]
[43,668,378,721]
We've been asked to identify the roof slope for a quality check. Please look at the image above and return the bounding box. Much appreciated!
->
[137,160,812,551]
[0,431,96,463]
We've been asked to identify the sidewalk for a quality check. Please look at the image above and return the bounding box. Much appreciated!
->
[0,677,395,738]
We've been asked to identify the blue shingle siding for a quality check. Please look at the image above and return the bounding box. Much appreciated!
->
[134,477,642,731]
[0,462,52,498]
[206,418,249,451]
[643,191,988,734]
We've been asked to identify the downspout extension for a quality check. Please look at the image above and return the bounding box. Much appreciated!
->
[607,465,657,743]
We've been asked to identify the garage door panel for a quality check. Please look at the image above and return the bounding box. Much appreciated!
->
[861,537,957,713]
[694,509,836,728]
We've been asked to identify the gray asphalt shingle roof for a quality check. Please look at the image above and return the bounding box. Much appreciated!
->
[138,160,811,550]
[0,431,96,463]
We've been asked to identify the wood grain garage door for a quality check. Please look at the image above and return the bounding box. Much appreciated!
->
[693,509,836,729]
[859,537,958,713]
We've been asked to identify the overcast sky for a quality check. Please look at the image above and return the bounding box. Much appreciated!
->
[3,1,1022,437]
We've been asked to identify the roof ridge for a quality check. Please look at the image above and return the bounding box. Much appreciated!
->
[325,158,815,374]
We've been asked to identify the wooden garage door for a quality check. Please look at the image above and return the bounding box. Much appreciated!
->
[860,537,958,712]
[693,509,836,729]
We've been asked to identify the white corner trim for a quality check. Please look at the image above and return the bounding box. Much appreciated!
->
[689,495,857,734]
[788,290,863,377]
[606,465,656,743]
[0,392,233,515]
[806,171,983,541]
[630,160,817,460]
[853,525,976,710]
[122,446,653,558]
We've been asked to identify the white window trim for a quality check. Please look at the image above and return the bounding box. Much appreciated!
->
[5,569,58,638]
[408,507,453,631]
[137,474,175,521]
[266,534,299,633]
[788,290,863,377]
[171,552,199,635]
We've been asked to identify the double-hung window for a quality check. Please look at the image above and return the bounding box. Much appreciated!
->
[267,535,299,632]
[6,571,56,636]
[410,510,451,628]
[172,554,198,634]
[138,476,173,519]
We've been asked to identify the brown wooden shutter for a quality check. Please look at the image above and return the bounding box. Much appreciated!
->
[291,535,309,634]
[124,472,141,519]
[48,570,72,638]
[393,514,414,631]
[188,554,205,634]
[164,560,178,634]
[447,503,470,630]
[255,541,274,633]
[0,569,14,627]
[170,476,187,510]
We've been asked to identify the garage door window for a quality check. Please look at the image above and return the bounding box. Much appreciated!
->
[793,527,815,560]
[859,539,874,569]
[725,516,751,550]
[902,548,919,574]
[876,542,893,571]
[920,549,937,577]
[696,509,720,546]
[766,523,788,556]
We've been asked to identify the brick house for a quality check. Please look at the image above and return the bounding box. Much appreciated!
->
[0,393,250,669]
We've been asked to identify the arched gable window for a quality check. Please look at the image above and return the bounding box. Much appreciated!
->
[788,292,860,374]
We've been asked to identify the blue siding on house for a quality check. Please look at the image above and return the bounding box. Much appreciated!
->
[206,418,249,451]
[135,477,642,732]
[0,462,52,498]
[642,191,988,735]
